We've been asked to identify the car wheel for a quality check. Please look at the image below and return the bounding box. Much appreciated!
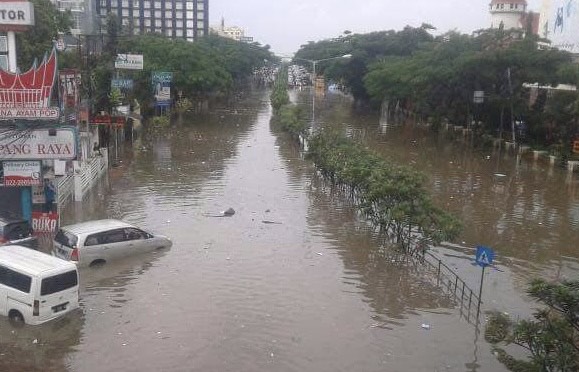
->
[8,310,24,326]
[89,259,106,267]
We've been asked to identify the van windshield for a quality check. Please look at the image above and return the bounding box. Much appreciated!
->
[41,270,78,296]
[54,230,78,248]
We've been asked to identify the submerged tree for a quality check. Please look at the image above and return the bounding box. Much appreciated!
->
[486,279,579,372]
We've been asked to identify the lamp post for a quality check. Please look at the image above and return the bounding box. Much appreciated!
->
[293,54,352,129]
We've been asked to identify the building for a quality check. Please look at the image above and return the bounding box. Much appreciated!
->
[490,0,529,29]
[96,0,208,41]
[51,0,97,36]
[211,18,252,42]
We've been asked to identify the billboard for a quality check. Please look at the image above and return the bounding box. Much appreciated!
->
[0,127,78,160]
[2,161,41,186]
[541,0,579,54]
[152,72,172,107]
[115,54,144,70]
[0,48,59,119]
[0,2,35,28]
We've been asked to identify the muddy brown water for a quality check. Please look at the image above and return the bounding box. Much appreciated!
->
[1,88,577,371]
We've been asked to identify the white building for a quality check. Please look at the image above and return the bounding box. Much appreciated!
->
[212,18,250,42]
[490,0,528,29]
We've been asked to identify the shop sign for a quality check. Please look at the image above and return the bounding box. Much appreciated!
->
[152,71,172,107]
[0,107,59,119]
[0,48,58,120]
[59,69,81,109]
[0,127,77,160]
[111,79,134,90]
[0,2,35,27]
[115,54,143,70]
[2,160,41,186]
[31,211,58,232]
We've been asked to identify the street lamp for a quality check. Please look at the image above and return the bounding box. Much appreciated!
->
[293,54,352,129]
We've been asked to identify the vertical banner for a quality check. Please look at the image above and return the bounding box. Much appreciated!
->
[59,69,82,109]
[31,178,58,233]
[152,72,172,107]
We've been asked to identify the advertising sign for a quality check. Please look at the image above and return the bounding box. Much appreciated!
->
[0,2,35,27]
[59,69,81,109]
[0,48,59,119]
[31,211,58,232]
[0,127,77,160]
[111,78,134,90]
[152,71,172,107]
[541,0,579,54]
[115,54,144,70]
[2,160,41,186]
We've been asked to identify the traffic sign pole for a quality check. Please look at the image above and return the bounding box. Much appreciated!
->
[477,265,485,321]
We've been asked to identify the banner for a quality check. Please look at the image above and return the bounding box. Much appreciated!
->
[59,69,81,109]
[542,0,579,53]
[152,72,172,107]
[31,211,58,233]
[115,54,144,70]
[2,160,41,186]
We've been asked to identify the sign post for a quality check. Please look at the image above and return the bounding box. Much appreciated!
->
[475,245,495,321]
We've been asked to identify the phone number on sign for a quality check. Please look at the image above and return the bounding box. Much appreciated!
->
[4,179,41,187]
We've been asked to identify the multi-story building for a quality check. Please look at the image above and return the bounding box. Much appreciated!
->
[96,0,208,41]
[211,18,253,43]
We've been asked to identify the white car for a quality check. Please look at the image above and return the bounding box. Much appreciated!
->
[52,219,172,267]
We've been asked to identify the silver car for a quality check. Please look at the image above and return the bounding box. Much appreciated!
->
[52,219,172,267]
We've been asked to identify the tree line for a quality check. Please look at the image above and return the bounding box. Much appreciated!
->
[15,0,276,116]
[294,26,579,155]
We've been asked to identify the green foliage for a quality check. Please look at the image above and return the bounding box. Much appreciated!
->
[295,26,435,102]
[270,66,290,111]
[306,132,462,248]
[486,280,579,372]
[276,105,307,138]
[15,0,72,66]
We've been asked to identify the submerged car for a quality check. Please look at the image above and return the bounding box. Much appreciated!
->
[52,219,172,267]
[0,215,38,249]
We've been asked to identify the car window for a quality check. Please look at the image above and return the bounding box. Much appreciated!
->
[41,270,78,296]
[0,265,32,293]
[84,234,100,246]
[102,229,128,244]
[55,230,78,248]
[4,222,33,240]
[125,228,146,241]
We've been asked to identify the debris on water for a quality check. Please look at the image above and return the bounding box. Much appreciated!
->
[262,220,282,225]
[495,173,507,177]
[265,209,271,213]
[223,208,236,216]
[316,252,323,256]
[166,220,171,223]
[485,155,491,160]
[421,324,431,330]
[32,339,38,344]
[226,257,231,260]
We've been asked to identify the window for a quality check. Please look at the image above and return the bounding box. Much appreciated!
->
[55,230,78,248]
[102,229,127,244]
[144,10,151,17]
[0,265,31,293]
[186,20,193,27]
[176,20,183,27]
[165,10,172,18]
[41,271,77,296]
[122,8,129,16]
[186,1,193,10]
[166,2,172,9]
[175,11,183,18]
[165,20,173,28]
[143,1,150,8]
[154,1,161,9]
[144,19,151,26]
[155,19,162,27]
[176,2,182,9]
[176,29,183,37]
[122,0,129,6]
[186,11,193,19]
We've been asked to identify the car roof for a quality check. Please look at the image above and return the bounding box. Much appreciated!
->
[59,219,135,235]
[0,245,77,275]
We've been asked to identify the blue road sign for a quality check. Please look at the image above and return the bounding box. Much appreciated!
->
[475,246,495,268]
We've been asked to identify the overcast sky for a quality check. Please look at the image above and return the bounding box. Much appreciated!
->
[210,0,542,55]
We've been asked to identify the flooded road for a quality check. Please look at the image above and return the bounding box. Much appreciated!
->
[3,87,577,371]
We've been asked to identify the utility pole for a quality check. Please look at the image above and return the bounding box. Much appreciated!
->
[507,68,516,145]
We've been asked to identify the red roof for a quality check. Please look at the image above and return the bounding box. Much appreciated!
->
[490,0,527,5]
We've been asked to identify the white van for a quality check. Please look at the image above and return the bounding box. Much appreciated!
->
[0,245,79,325]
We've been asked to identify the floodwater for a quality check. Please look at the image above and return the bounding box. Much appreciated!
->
[1,87,577,371]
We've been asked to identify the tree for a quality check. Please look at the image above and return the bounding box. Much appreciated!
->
[486,279,579,372]
[15,0,72,67]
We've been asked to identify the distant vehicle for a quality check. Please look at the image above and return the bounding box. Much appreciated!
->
[0,245,80,325]
[52,219,172,267]
[0,215,38,249]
